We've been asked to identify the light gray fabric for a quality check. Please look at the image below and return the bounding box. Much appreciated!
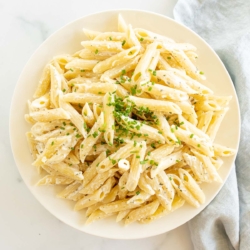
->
[174,1,250,249]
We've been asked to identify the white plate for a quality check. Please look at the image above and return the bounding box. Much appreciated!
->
[10,10,240,239]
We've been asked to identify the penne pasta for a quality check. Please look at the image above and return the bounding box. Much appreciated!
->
[65,58,98,71]
[75,82,117,95]
[75,177,114,210]
[50,65,62,108]
[30,93,50,111]
[171,125,214,157]
[61,93,103,105]
[179,168,205,204]
[33,64,51,98]
[197,111,213,132]
[119,115,165,144]
[97,142,134,173]
[103,93,115,145]
[59,98,88,138]
[47,162,83,181]
[191,149,222,183]
[132,42,161,83]
[26,132,38,161]
[57,181,82,199]
[82,102,95,127]
[154,112,177,142]
[183,153,211,182]
[134,28,174,44]
[157,70,197,94]
[118,14,127,32]
[81,41,123,53]
[94,32,126,42]
[157,171,176,210]
[128,95,182,114]
[82,152,106,187]
[102,55,141,82]
[79,49,116,60]
[206,108,229,141]
[79,112,104,162]
[80,169,117,195]
[30,108,70,122]
[99,198,143,214]
[124,200,159,225]
[86,209,115,225]
[126,24,141,48]
[213,143,236,157]
[142,82,189,102]
[93,46,140,74]
[138,173,155,195]
[170,50,205,81]
[37,175,74,186]
[82,28,101,40]
[139,196,185,223]
[126,141,147,191]
[169,174,200,208]
[116,209,131,222]
[151,150,183,178]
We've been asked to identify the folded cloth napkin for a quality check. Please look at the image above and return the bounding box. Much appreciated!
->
[174,1,250,249]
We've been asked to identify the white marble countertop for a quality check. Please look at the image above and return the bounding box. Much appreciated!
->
[0,0,194,249]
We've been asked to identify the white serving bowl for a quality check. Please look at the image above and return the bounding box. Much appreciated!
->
[10,9,240,239]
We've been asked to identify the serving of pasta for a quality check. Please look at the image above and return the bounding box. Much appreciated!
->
[25,14,236,226]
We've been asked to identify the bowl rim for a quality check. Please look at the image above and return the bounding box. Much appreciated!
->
[9,9,241,239]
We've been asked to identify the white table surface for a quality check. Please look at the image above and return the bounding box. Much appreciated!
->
[0,0,194,249]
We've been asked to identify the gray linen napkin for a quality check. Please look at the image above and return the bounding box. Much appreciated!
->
[174,1,250,249]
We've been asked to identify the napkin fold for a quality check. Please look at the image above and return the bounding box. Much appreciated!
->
[174,1,250,249]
